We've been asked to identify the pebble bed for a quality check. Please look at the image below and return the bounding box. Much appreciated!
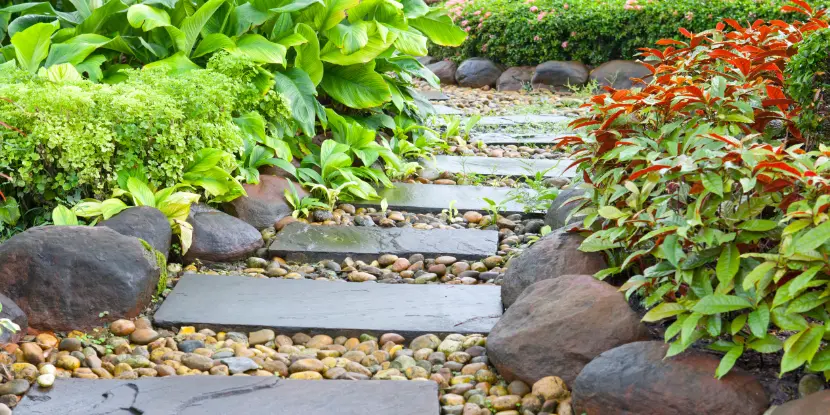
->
[438,143,566,160]
[417,83,589,119]
[2,321,573,415]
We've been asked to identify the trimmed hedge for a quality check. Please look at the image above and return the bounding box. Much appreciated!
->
[430,0,830,66]
[787,27,830,143]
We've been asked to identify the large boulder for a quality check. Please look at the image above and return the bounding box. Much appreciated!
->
[501,228,606,308]
[184,206,263,263]
[488,275,650,385]
[589,60,652,90]
[0,226,161,331]
[573,341,769,415]
[98,206,172,258]
[544,188,587,230]
[0,293,27,344]
[427,60,458,85]
[532,61,589,90]
[456,58,502,88]
[497,66,535,91]
[224,175,307,230]
[772,390,830,415]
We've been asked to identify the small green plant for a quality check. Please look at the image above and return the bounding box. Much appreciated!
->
[442,200,459,223]
[0,301,20,337]
[482,197,504,222]
[380,198,389,216]
[284,180,330,219]
[509,167,561,212]
[567,79,600,100]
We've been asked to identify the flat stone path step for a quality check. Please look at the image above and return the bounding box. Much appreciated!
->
[419,89,449,101]
[421,155,575,178]
[15,377,439,415]
[472,132,570,145]
[433,104,462,115]
[353,183,538,215]
[154,274,502,336]
[431,114,572,127]
[268,221,498,262]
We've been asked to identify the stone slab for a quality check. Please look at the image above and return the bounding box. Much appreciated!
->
[154,273,502,336]
[475,114,571,126]
[472,132,570,145]
[433,104,463,115]
[15,377,439,415]
[421,155,575,178]
[419,89,450,101]
[268,221,498,262]
[353,183,539,215]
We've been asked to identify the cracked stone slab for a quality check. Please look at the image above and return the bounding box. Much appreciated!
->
[15,377,439,415]
[154,273,502,336]
[352,183,540,215]
[471,132,571,145]
[268,221,498,262]
[421,155,575,178]
[475,114,572,126]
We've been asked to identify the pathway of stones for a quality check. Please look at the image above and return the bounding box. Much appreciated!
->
[3,93,805,415]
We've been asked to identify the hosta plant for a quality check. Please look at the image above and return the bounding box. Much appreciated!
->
[560,1,830,378]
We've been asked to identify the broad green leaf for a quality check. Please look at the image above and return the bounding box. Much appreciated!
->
[192,33,234,58]
[235,34,287,64]
[11,21,58,73]
[326,21,369,55]
[748,334,783,353]
[178,0,225,55]
[809,349,830,372]
[738,219,778,232]
[142,51,199,73]
[786,291,829,314]
[320,32,395,65]
[771,306,809,331]
[401,0,428,18]
[781,327,824,375]
[748,303,770,337]
[392,26,428,56]
[127,177,157,207]
[409,11,466,46]
[100,199,128,220]
[44,41,100,67]
[702,172,723,197]
[789,265,824,297]
[742,261,776,291]
[38,62,82,81]
[294,23,322,85]
[234,112,266,140]
[187,148,226,173]
[691,294,752,315]
[681,312,702,344]
[319,0,359,31]
[127,4,171,31]
[716,244,740,285]
[75,0,128,34]
[795,220,830,253]
[321,63,391,109]
[597,206,625,220]
[270,0,325,13]
[273,68,317,136]
[52,205,78,225]
[783,219,811,236]
[275,33,307,48]
[642,302,686,322]
[715,345,743,379]
[730,314,747,335]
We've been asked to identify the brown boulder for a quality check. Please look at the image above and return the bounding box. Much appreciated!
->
[501,228,606,308]
[544,188,587,230]
[184,206,263,263]
[531,61,589,90]
[427,60,458,85]
[0,293,26,344]
[98,206,172,258]
[589,60,652,90]
[487,275,649,385]
[224,175,308,230]
[455,58,502,88]
[0,226,160,331]
[573,341,768,415]
[772,390,830,415]
[497,66,535,91]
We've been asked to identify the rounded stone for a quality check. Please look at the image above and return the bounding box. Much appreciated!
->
[289,371,323,380]
[130,329,160,345]
[289,359,325,373]
[110,319,136,336]
[181,353,214,371]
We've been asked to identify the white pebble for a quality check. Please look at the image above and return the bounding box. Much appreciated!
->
[39,364,56,376]
[37,373,55,388]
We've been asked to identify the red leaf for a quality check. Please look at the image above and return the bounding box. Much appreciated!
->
[679,27,693,38]
[708,133,742,148]
[753,161,802,177]
[629,165,670,181]
[656,39,687,47]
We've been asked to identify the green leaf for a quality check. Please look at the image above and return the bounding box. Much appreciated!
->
[748,303,770,338]
[326,21,369,55]
[270,0,325,13]
[795,220,830,253]
[127,177,157,207]
[127,4,171,31]
[75,0,128,34]
[11,21,58,73]
[38,62,82,81]
[52,205,78,226]
[409,10,466,46]
[320,32,394,65]
[187,148,226,173]
[771,306,809,331]
[789,265,824,297]
[273,68,317,136]
[235,34,287,64]
[401,0,428,18]
[142,51,200,73]
[597,205,625,220]
[234,112,266,140]
[715,345,743,379]
[294,23,322,85]
[642,302,686,322]
[786,291,829,314]
[702,172,723,197]
[742,261,776,291]
[691,294,752,315]
[716,244,740,285]
[320,63,391,109]
[781,327,824,375]
[178,0,225,55]
[730,314,747,335]
[192,33,234,58]
[808,348,830,372]
[748,334,783,353]
[738,219,778,232]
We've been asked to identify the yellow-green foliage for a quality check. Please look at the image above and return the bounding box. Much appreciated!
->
[0,61,288,202]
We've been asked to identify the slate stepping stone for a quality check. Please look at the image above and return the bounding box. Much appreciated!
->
[471,132,570,145]
[421,155,575,178]
[154,273,502,336]
[268,222,498,262]
[14,377,439,415]
[419,89,450,101]
[352,183,540,215]
[474,114,571,126]
[433,104,463,115]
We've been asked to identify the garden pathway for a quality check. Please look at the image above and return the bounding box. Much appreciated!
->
[15,113,572,414]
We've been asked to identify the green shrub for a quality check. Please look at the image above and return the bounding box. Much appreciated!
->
[787,27,830,144]
[431,0,830,66]
[0,63,286,204]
